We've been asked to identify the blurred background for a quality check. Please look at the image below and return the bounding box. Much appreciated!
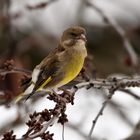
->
[0,0,140,140]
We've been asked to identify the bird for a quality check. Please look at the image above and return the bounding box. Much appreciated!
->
[16,26,87,102]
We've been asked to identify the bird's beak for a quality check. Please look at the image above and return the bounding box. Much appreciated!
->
[77,34,87,42]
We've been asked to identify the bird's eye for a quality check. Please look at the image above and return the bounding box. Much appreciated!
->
[70,32,77,36]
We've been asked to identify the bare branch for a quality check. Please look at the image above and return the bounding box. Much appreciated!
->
[2,73,140,139]
[0,60,31,76]
[67,123,101,140]
[87,76,140,139]
[26,0,58,10]
[85,1,139,68]
[88,89,115,139]
[120,89,140,100]
[0,67,31,76]
[29,115,58,139]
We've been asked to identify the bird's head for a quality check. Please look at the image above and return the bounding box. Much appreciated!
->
[60,26,87,47]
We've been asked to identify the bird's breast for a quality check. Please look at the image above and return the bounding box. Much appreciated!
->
[57,45,87,87]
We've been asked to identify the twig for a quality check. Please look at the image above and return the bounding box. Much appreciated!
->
[87,76,140,139]
[88,89,115,139]
[26,0,58,10]
[76,77,140,90]
[11,76,140,104]
[120,89,140,100]
[19,87,77,139]
[100,90,134,127]
[67,123,100,140]
[86,1,139,68]
[29,115,58,138]
[0,67,31,76]
[2,75,140,139]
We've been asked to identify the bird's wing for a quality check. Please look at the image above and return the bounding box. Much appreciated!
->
[33,45,66,91]
[33,55,60,92]
[24,46,65,101]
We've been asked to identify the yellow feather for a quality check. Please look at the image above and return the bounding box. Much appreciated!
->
[36,76,52,91]
[56,51,85,87]
[14,93,24,103]
[14,77,51,103]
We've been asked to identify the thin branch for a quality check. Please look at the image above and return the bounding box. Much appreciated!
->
[76,77,140,90]
[0,67,31,76]
[26,0,58,10]
[120,89,140,100]
[88,89,115,139]
[100,90,134,127]
[19,87,77,139]
[86,0,139,68]
[29,115,58,139]
[21,77,140,101]
[2,75,140,139]
[66,123,100,140]
[87,76,140,139]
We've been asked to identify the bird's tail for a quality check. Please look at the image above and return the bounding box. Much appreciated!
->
[14,83,35,103]
[24,90,35,102]
[14,93,25,103]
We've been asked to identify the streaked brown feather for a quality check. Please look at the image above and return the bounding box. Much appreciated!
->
[32,45,65,91]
